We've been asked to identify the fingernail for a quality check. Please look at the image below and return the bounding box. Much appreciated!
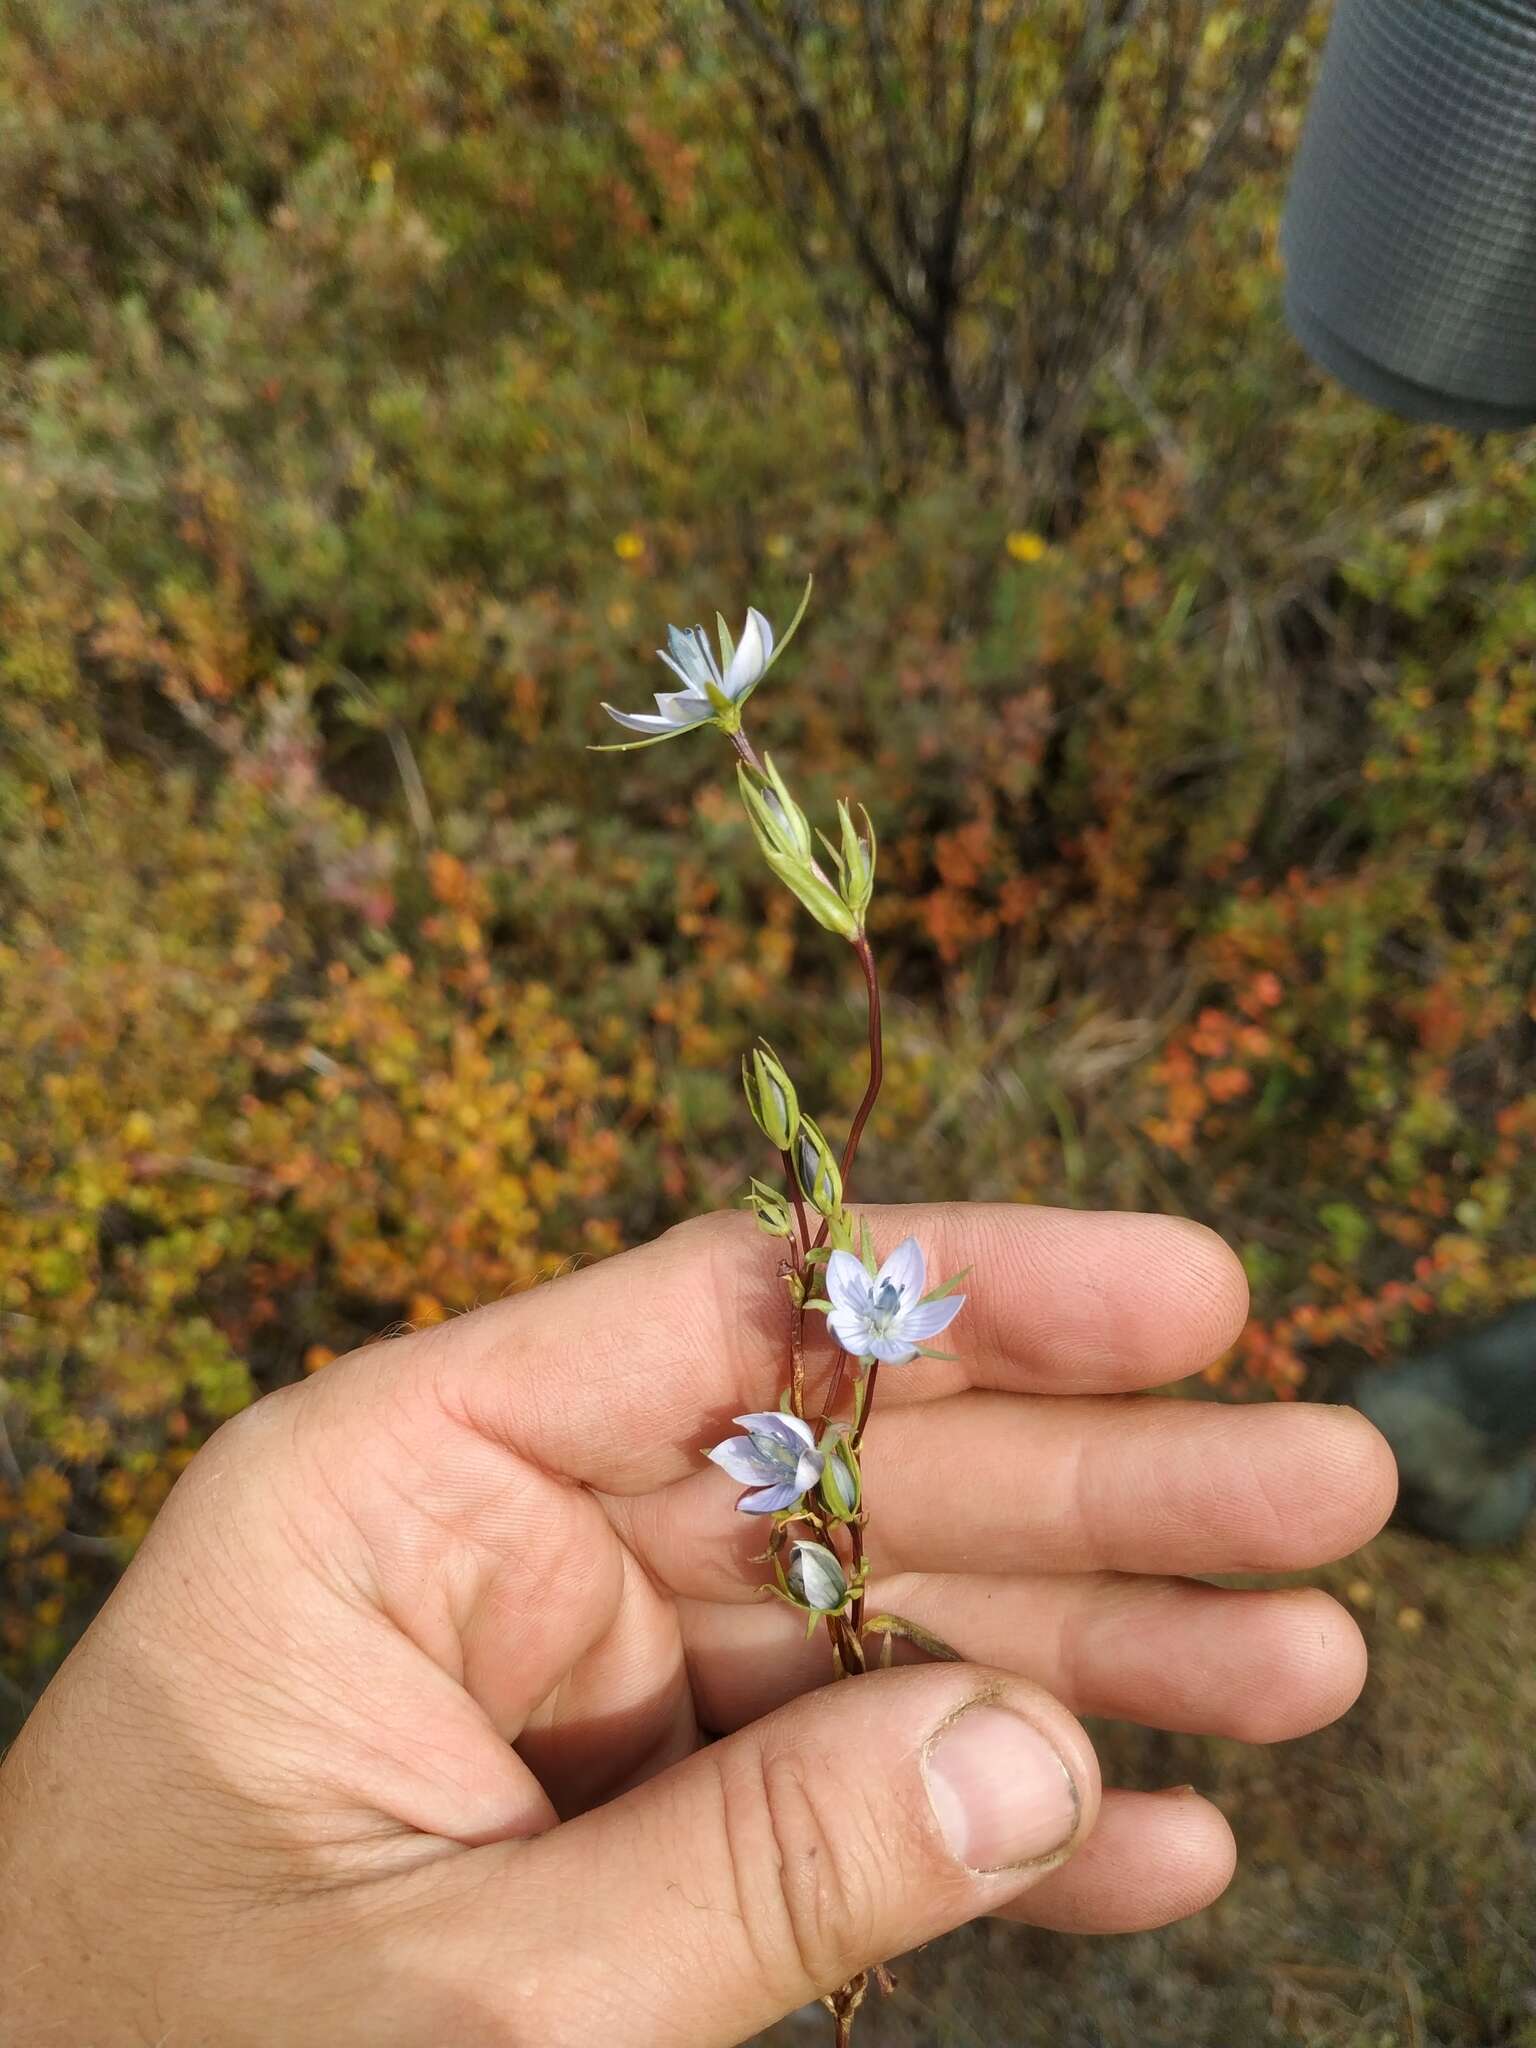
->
[923,1701,1081,1872]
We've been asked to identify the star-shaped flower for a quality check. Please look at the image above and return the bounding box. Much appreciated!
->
[595,578,812,751]
[706,1411,825,1514]
[823,1235,965,1366]
[601,611,774,742]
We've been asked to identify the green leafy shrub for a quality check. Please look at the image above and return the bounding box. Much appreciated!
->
[4,0,1536,1701]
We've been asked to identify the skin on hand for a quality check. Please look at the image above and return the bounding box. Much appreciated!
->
[0,1205,1397,2048]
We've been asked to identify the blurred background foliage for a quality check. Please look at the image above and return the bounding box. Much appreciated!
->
[1,3,1534,2031]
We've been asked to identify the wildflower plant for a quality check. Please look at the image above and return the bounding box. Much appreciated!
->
[599,581,968,2045]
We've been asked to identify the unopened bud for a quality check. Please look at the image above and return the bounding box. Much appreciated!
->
[743,1045,799,1151]
[818,1435,862,1521]
[745,1178,794,1237]
[784,1540,849,1613]
[794,1115,843,1217]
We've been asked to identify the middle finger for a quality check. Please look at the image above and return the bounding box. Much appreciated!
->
[611,1392,1396,1599]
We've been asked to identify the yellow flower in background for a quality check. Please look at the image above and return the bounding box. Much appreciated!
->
[613,531,644,561]
[1005,529,1047,563]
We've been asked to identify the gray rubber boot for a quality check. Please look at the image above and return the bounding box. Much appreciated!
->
[1282,0,1536,430]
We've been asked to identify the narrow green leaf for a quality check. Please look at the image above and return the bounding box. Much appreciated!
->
[589,725,697,753]
[759,572,813,678]
[920,1264,972,1303]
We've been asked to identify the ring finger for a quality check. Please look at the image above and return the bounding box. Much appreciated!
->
[680,1569,1367,1742]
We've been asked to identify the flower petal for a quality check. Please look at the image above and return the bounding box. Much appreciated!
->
[665,624,713,687]
[826,1304,873,1356]
[723,607,773,697]
[875,1235,926,1310]
[733,1411,818,1455]
[792,1448,826,1493]
[737,1480,803,1514]
[706,1439,780,1486]
[601,704,692,735]
[656,650,708,695]
[825,1249,873,1315]
[790,1542,847,1610]
[651,687,715,724]
[865,1331,920,1365]
[899,1294,966,1342]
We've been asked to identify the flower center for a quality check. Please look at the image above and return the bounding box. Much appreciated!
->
[867,1279,903,1333]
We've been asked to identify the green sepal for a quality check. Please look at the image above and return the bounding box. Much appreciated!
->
[753,574,813,686]
[744,1175,794,1237]
[589,723,702,754]
[818,1433,862,1521]
[743,1045,800,1150]
[837,800,876,925]
[738,761,812,867]
[759,754,814,859]
[825,1208,857,1254]
[715,610,736,676]
[859,1216,878,1275]
[763,846,859,941]
[921,1264,972,1304]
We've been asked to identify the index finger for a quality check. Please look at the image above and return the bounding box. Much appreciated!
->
[417,1204,1248,1494]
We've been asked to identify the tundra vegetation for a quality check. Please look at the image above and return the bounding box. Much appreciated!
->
[1,5,1532,2040]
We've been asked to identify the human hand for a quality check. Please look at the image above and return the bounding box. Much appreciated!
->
[0,1206,1395,2046]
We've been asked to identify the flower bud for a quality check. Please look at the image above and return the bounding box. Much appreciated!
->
[742,1045,799,1151]
[738,763,860,944]
[836,801,877,928]
[737,758,812,864]
[784,1540,849,1613]
[818,1434,862,1522]
[794,1115,843,1217]
[745,1177,794,1237]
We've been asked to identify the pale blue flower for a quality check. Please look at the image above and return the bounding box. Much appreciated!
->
[786,1540,849,1612]
[601,610,773,740]
[824,1235,965,1366]
[707,1410,824,1514]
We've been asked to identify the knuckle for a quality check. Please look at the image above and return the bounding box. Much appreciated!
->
[718,1740,876,2001]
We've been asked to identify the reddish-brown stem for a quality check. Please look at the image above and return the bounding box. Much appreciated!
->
[814,935,885,1431]
[849,1360,880,1453]
[729,727,766,776]
[848,1516,867,1636]
[789,1301,807,1417]
[839,933,884,1182]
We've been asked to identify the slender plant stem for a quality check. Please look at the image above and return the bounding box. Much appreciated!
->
[789,1300,808,1417]
[849,1361,880,1452]
[815,933,886,1430]
[839,934,884,1181]
[730,727,766,776]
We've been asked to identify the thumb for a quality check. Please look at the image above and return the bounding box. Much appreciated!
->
[425,1663,1099,2047]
